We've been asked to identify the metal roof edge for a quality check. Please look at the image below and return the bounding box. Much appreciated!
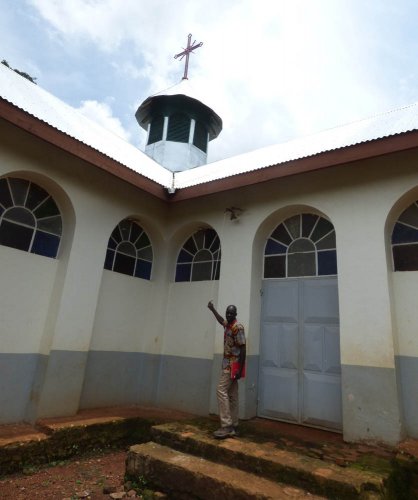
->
[0,98,171,200]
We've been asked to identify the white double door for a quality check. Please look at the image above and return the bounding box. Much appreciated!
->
[258,277,342,431]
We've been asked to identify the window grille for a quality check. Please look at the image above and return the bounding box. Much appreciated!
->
[175,228,221,282]
[264,214,337,278]
[104,219,153,280]
[391,200,418,271]
[0,177,62,258]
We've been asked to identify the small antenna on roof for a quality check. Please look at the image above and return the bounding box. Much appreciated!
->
[174,33,203,80]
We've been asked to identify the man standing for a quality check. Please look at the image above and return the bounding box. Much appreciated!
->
[208,301,246,439]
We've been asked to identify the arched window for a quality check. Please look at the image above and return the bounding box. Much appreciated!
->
[147,114,164,145]
[167,113,190,143]
[0,177,62,258]
[264,214,337,278]
[104,219,153,280]
[175,228,221,282]
[392,200,418,271]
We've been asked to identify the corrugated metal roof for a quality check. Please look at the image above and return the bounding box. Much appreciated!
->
[0,63,173,188]
[174,101,418,189]
[2,62,418,193]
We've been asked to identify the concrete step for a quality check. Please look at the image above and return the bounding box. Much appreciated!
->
[126,441,327,499]
[150,423,386,499]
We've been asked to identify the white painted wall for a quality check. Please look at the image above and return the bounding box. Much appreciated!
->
[392,271,418,357]
[0,246,57,353]
[90,270,162,354]
[162,281,219,359]
[164,153,418,371]
[2,115,418,440]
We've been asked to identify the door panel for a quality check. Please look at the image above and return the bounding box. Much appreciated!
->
[302,372,342,428]
[258,280,299,423]
[259,277,342,431]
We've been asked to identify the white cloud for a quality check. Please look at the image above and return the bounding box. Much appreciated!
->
[25,0,418,161]
[77,100,131,141]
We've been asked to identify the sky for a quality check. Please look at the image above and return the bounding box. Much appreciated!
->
[2,0,418,163]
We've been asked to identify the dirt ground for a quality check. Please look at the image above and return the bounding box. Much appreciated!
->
[0,449,130,499]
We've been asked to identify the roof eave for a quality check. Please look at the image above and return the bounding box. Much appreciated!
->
[0,98,169,201]
[3,97,418,204]
[167,130,418,202]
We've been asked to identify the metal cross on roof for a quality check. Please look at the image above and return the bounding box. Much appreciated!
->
[174,33,203,80]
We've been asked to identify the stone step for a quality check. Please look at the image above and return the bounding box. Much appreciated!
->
[126,441,327,499]
[150,423,386,499]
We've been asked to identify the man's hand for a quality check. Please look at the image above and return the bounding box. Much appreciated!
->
[208,301,224,325]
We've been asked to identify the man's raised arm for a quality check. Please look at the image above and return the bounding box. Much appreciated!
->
[207,301,225,325]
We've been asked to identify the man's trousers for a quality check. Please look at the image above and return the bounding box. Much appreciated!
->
[216,370,238,428]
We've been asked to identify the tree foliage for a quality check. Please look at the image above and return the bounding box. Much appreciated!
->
[1,60,37,84]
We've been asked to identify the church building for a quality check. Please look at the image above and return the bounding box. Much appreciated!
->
[1,60,418,445]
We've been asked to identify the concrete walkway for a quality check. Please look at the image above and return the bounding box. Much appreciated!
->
[1,405,418,463]
[1,405,418,497]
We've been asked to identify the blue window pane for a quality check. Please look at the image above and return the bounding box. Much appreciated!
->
[0,178,13,208]
[391,223,418,244]
[104,249,115,270]
[193,249,212,263]
[135,259,152,280]
[318,250,337,275]
[25,182,48,210]
[194,230,205,250]
[398,203,418,228]
[393,244,418,271]
[175,263,191,282]
[288,251,316,277]
[213,260,221,280]
[3,207,35,226]
[177,249,193,263]
[137,246,153,261]
[114,252,135,276]
[264,255,286,278]
[118,220,131,241]
[311,218,334,242]
[0,220,33,252]
[191,261,212,281]
[265,239,287,255]
[130,222,142,243]
[302,214,318,238]
[33,196,60,218]
[111,226,122,243]
[136,231,150,249]
[118,241,136,256]
[107,237,117,250]
[316,231,336,250]
[288,239,315,253]
[8,178,29,206]
[37,215,62,235]
[271,224,292,246]
[183,236,197,254]
[31,231,60,258]
[204,229,217,249]
[284,215,300,239]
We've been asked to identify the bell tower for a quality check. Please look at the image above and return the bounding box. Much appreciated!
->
[135,35,222,172]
